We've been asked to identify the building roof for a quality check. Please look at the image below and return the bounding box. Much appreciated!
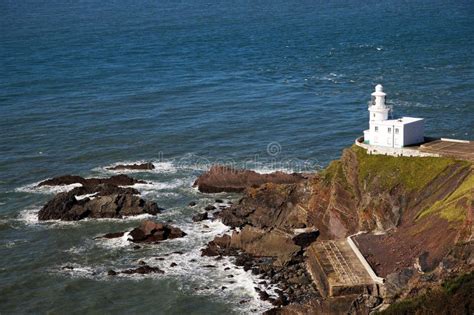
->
[375,117,424,126]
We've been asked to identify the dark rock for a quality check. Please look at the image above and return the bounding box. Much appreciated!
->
[193,165,307,193]
[106,162,155,171]
[107,270,117,276]
[215,199,224,203]
[38,185,160,221]
[121,265,164,275]
[127,220,186,243]
[188,201,197,207]
[170,262,177,267]
[192,212,208,222]
[292,230,319,247]
[133,245,141,250]
[415,251,431,272]
[258,290,270,301]
[102,232,125,239]
[38,174,146,187]
[204,205,216,211]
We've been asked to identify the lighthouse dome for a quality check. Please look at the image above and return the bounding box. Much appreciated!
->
[375,84,383,92]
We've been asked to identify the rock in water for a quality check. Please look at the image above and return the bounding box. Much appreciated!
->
[38,186,160,221]
[192,212,208,222]
[125,220,186,243]
[38,174,145,187]
[121,265,164,275]
[193,165,307,193]
[106,162,155,171]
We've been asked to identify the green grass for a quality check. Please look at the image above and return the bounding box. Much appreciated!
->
[351,145,462,191]
[417,171,473,222]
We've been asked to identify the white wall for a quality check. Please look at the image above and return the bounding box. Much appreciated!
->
[403,120,424,146]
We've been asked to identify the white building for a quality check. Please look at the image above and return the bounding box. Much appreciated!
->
[363,85,424,148]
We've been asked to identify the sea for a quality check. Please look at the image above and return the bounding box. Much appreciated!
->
[0,0,473,313]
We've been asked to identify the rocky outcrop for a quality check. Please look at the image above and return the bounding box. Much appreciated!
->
[229,226,302,266]
[101,220,186,243]
[38,174,145,187]
[193,165,307,193]
[201,231,318,306]
[192,212,208,222]
[218,183,308,230]
[205,145,473,312]
[127,220,186,243]
[106,162,155,171]
[38,184,159,221]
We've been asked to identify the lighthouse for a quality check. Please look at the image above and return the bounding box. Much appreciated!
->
[363,85,424,148]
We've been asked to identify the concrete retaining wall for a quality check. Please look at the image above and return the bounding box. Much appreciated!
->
[355,136,439,158]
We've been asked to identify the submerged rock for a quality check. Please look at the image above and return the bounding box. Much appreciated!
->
[193,165,307,193]
[102,231,125,239]
[121,265,164,275]
[106,162,155,171]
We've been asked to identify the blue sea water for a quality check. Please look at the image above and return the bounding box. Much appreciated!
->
[0,0,473,313]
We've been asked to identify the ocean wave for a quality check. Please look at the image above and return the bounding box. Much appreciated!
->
[93,219,275,312]
[15,182,82,194]
[128,179,188,192]
[15,208,158,227]
[0,239,28,249]
[99,160,178,174]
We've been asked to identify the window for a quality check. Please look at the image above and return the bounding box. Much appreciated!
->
[373,114,375,118]
[375,126,379,132]
[388,127,392,133]
[395,128,399,134]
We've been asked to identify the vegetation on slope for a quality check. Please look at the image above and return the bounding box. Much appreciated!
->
[379,272,473,315]
[350,145,463,191]
[418,170,474,222]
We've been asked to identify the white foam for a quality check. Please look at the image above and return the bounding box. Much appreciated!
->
[16,208,40,225]
[16,182,82,194]
[140,220,276,312]
[100,160,178,174]
[128,179,187,192]
[75,193,97,200]
[16,208,157,227]
[96,231,132,249]
[56,264,98,279]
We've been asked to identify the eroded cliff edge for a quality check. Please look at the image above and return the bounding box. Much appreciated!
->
[202,145,473,314]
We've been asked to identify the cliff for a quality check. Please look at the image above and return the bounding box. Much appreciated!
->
[215,145,473,313]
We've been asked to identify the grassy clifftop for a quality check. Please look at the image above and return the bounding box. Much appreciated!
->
[350,145,469,191]
[322,145,473,224]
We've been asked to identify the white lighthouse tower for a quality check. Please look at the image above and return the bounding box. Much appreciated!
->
[369,84,390,121]
[363,85,424,148]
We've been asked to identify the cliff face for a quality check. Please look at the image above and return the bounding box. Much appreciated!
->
[216,145,473,313]
[223,146,472,243]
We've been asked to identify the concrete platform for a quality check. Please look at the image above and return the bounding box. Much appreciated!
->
[420,139,474,161]
[306,240,375,297]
